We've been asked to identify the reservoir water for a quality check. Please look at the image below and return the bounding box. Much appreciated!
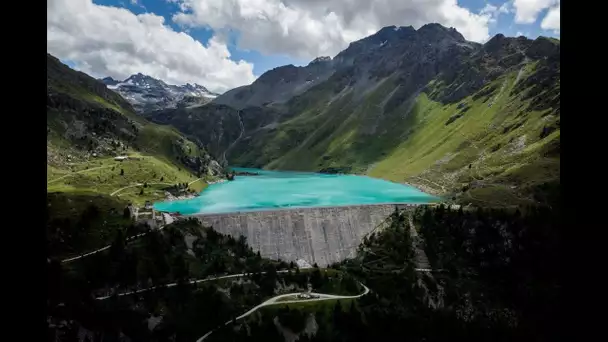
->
[153,168,439,215]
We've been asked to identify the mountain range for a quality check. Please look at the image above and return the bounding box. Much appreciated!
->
[144,23,560,207]
[47,53,223,206]
[100,73,219,113]
[46,22,561,342]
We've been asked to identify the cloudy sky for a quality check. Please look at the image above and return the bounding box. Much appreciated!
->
[48,0,560,93]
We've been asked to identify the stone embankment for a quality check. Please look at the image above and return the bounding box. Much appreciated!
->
[192,203,418,266]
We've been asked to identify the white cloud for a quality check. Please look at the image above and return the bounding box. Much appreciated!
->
[540,4,560,33]
[479,2,511,24]
[498,2,512,14]
[130,0,138,4]
[47,0,255,93]
[172,0,493,60]
[480,4,498,16]
[513,0,558,24]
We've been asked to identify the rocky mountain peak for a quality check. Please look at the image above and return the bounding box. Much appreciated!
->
[101,76,120,86]
[526,36,560,59]
[353,25,416,47]
[123,73,166,88]
[256,64,300,84]
[417,23,465,42]
[100,73,218,112]
[480,34,535,61]
[309,56,332,65]
[183,83,209,92]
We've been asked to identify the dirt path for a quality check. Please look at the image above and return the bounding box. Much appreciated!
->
[95,270,290,300]
[110,182,175,196]
[48,165,114,184]
[188,178,202,186]
[61,223,172,264]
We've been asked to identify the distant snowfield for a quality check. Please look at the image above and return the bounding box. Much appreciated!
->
[101,73,219,112]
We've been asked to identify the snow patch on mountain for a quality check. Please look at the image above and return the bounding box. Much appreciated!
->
[100,73,220,113]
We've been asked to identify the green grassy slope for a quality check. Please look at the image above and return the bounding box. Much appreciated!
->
[47,153,200,205]
[369,69,559,206]
[47,54,222,205]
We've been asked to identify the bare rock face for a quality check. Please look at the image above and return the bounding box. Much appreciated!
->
[143,103,280,161]
[207,160,223,176]
[195,204,414,266]
[213,58,335,110]
[100,73,219,113]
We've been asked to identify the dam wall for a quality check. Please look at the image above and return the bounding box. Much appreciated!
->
[192,204,416,266]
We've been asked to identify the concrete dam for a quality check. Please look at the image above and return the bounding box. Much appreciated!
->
[192,204,417,266]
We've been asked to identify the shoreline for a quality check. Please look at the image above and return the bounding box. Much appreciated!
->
[401,181,446,198]
[207,179,228,185]
[229,166,448,198]
[157,178,228,203]
[163,192,199,202]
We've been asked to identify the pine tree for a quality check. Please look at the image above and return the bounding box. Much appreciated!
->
[333,300,343,326]
[310,267,324,290]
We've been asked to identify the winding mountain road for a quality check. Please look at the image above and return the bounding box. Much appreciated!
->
[196,282,370,342]
[95,270,292,300]
[61,225,170,264]
[60,245,112,263]
[94,255,431,342]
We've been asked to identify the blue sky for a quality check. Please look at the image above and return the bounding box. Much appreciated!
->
[49,0,559,92]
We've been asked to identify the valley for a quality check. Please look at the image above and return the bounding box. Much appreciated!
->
[46,20,560,342]
[145,26,559,208]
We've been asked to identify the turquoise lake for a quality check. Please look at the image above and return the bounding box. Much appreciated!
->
[153,168,439,215]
